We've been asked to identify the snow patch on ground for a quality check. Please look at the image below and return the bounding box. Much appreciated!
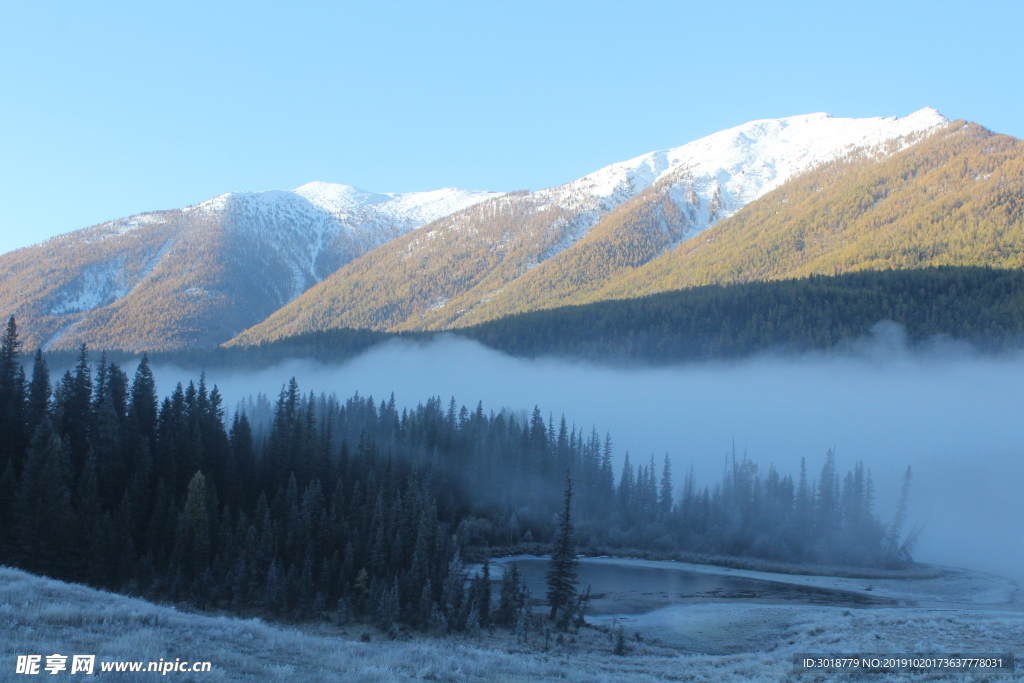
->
[607,601,1024,661]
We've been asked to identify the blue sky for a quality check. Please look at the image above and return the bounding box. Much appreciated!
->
[1,0,1021,254]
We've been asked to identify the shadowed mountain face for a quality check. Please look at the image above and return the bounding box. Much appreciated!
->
[0,186,498,351]
[230,110,949,344]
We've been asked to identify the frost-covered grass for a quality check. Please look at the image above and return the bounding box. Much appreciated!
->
[2,565,1023,682]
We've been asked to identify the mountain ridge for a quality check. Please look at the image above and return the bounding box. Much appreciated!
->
[0,108,976,353]
[0,182,500,351]
[230,108,950,344]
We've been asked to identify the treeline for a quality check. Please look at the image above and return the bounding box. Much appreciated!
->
[460,266,1024,362]
[40,266,1024,371]
[160,265,1024,368]
[0,318,915,632]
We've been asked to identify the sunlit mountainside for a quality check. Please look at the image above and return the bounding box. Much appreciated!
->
[233,114,1024,357]
[230,109,951,344]
[418,120,1024,351]
[597,121,1024,299]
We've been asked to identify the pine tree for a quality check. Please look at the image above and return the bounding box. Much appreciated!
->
[14,418,74,575]
[599,432,615,507]
[794,457,811,557]
[886,466,914,564]
[129,353,159,444]
[659,453,673,520]
[617,452,634,520]
[26,348,51,441]
[0,317,26,473]
[0,460,17,561]
[496,561,524,627]
[173,471,211,588]
[63,344,93,473]
[546,470,577,626]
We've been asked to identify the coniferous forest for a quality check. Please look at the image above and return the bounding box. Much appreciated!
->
[63,265,1020,372]
[0,317,916,633]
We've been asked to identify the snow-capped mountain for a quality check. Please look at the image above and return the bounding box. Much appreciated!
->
[0,183,500,351]
[184,184,501,302]
[232,109,950,342]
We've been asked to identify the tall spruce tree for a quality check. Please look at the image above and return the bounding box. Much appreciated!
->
[129,353,159,444]
[26,349,51,441]
[62,344,93,473]
[14,417,74,575]
[659,453,673,520]
[546,469,578,625]
[0,317,26,473]
[496,561,524,627]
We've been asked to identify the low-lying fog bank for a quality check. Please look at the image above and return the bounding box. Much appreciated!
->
[151,326,1024,588]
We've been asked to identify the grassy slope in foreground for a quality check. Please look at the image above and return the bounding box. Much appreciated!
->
[3,564,1022,682]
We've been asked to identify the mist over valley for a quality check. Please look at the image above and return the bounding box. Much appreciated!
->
[149,328,1024,586]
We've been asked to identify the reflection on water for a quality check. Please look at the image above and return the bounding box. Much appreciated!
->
[500,558,894,615]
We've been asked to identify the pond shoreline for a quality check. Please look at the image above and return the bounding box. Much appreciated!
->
[480,544,942,580]
[487,555,1021,612]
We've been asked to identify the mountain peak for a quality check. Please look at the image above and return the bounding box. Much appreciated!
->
[547,108,950,220]
[907,105,947,121]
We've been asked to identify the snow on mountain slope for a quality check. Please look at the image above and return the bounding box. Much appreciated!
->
[538,107,948,240]
[187,184,503,302]
[192,183,501,239]
[294,182,502,225]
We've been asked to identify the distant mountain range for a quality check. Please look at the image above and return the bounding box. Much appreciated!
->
[5,107,1023,355]
[0,184,498,350]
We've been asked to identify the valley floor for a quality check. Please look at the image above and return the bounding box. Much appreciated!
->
[2,563,1022,682]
